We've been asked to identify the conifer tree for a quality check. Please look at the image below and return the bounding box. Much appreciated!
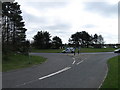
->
[2,2,27,54]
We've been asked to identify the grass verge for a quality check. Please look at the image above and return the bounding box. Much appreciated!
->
[31,48,63,53]
[80,48,115,53]
[31,48,116,53]
[2,54,47,72]
[100,55,119,89]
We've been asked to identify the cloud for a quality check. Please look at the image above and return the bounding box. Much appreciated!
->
[44,23,71,30]
[25,2,69,9]
[17,0,69,11]
[84,2,118,17]
[82,24,97,28]
[22,11,47,25]
[15,0,118,44]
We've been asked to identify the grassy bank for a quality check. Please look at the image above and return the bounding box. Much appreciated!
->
[31,48,116,53]
[2,54,47,72]
[100,55,119,89]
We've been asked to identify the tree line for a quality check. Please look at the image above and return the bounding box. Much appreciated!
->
[32,31,104,49]
[68,31,104,48]
[32,31,62,49]
[2,2,29,56]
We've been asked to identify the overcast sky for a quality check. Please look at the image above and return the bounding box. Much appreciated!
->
[15,0,119,44]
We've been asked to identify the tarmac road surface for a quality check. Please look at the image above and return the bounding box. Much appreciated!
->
[2,52,118,88]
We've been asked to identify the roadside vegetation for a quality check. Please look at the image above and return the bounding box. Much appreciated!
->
[79,48,116,53]
[31,48,116,53]
[100,55,119,89]
[2,54,47,72]
[31,48,63,53]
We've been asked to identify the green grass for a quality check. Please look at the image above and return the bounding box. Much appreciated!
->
[79,48,116,53]
[100,55,119,89]
[2,54,47,72]
[31,48,63,53]
[31,48,116,53]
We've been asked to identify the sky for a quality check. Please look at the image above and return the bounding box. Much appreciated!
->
[15,0,119,44]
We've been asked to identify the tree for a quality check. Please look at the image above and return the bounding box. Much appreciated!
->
[2,2,27,54]
[69,31,105,48]
[20,40,30,55]
[69,31,92,47]
[69,32,81,47]
[80,31,91,47]
[52,36,62,49]
[98,35,104,44]
[33,31,51,49]
[92,34,104,48]
[93,34,104,44]
[93,34,98,44]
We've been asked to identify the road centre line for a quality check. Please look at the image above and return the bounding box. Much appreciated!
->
[72,58,76,64]
[72,57,75,60]
[39,67,71,80]
[16,79,38,87]
[76,60,84,65]
[16,67,71,87]
[72,60,76,64]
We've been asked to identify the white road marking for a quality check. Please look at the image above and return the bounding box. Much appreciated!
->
[76,60,84,65]
[72,57,75,60]
[16,67,71,87]
[72,58,76,64]
[72,60,76,64]
[39,67,71,80]
[98,64,108,88]
[16,79,38,87]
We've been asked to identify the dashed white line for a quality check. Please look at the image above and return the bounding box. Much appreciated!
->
[76,60,84,65]
[72,57,75,60]
[72,57,76,64]
[16,79,38,87]
[39,67,71,80]
[72,60,76,64]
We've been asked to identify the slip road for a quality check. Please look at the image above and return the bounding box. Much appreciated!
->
[2,52,117,88]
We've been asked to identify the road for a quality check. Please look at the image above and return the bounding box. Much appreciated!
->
[2,52,118,88]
